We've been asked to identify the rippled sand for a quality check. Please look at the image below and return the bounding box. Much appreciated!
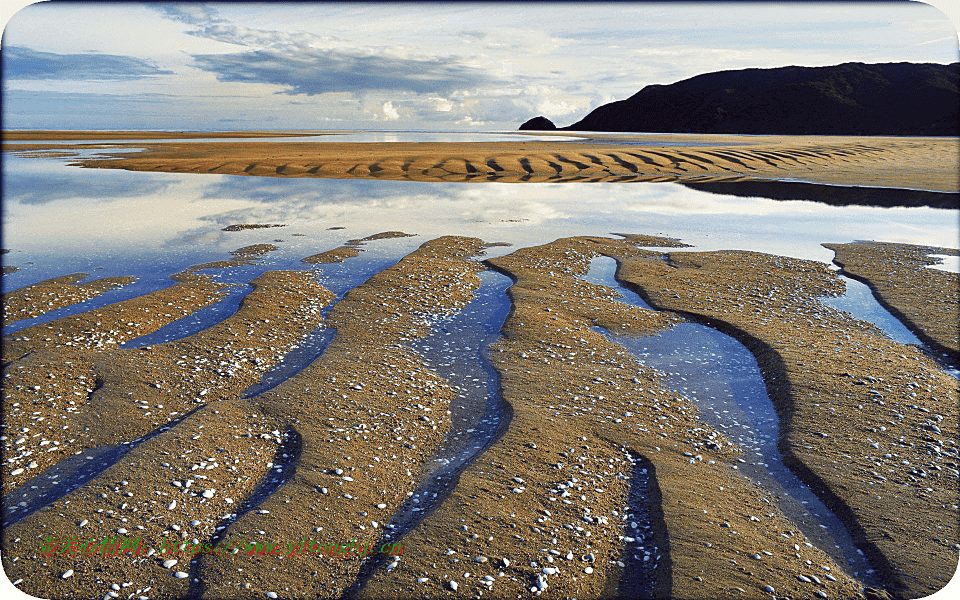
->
[5,132,958,192]
[3,230,957,599]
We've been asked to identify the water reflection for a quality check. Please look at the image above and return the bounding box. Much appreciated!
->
[927,253,960,273]
[3,154,957,294]
[2,156,175,205]
[681,180,959,209]
[4,131,587,145]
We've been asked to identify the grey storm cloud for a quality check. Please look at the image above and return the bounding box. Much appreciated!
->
[3,46,173,80]
[191,47,497,95]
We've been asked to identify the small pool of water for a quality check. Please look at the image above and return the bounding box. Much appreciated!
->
[926,254,960,273]
[820,275,924,347]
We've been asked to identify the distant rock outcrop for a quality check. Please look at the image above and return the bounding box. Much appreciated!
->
[519,116,557,131]
[562,62,959,136]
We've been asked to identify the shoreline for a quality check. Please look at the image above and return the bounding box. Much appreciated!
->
[3,132,958,193]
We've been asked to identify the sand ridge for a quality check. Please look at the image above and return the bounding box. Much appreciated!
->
[360,236,869,600]
[2,273,136,327]
[4,133,958,192]
[618,249,959,599]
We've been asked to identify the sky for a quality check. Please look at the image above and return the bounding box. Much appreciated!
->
[1,1,959,131]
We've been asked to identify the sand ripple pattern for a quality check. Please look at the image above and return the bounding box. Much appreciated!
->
[24,135,958,192]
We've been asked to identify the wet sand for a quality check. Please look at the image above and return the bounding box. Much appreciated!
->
[2,226,958,600]
[825,242,960,366]
[362,236,870,600]
[4,132,958,192]
[618,248,958,599]
[2,273,136,327]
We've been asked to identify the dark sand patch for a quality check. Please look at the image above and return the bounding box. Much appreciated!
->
[186,244,280,272]
[222,224,287,232]
[301,248,362,264]
[347,232,418,245]
[302,232,416,264]
[231,244,279,257]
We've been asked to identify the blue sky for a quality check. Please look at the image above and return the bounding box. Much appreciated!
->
[1,1,958,130]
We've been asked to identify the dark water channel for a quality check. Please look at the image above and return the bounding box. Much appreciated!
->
[616,453,669,598]
[347,267,512,595]
[580,256,880,585]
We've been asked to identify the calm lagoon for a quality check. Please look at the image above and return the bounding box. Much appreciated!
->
[4,152,957,293]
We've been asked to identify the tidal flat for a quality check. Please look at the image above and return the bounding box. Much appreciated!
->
[1,132,958,600]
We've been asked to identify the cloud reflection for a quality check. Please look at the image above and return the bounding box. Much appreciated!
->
[5,159,956,287]
[3,166,175,205]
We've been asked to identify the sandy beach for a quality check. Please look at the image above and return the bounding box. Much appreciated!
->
[2,127,959,600]
[4,132,959,192]
[3,222,957,599]
[6,1,960,597]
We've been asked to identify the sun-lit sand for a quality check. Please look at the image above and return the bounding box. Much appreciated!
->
[4,131,958,192]
[2,132,958,599]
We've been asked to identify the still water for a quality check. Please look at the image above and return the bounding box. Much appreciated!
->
[3,152,957,295]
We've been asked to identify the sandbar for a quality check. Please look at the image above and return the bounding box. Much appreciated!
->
[4,131,958,192]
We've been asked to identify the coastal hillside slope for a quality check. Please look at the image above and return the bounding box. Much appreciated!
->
[561,62,959,135]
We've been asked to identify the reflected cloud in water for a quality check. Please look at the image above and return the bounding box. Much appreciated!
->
[3,155,957,290]
[3,160,175,205]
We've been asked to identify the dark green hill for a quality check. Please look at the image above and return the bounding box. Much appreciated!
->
[560,62,959,136]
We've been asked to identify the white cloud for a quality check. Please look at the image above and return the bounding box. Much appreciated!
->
[382,101,400,121]
[536,97,591,117]
[430,97,454,112]
[4,2,957,131]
